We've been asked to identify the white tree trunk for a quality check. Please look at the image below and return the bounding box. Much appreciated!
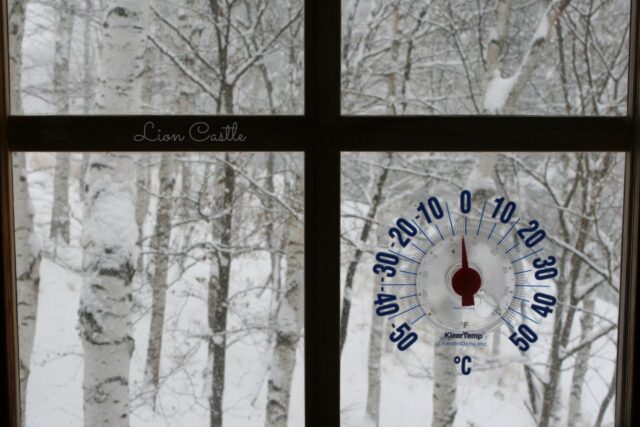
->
[567,295,595,427]
[53,0,74,112]
[79,153,138,427]
[265,170,304,427]
[8,0,30,114]
[83,0,95,112]
[77,3,147,424]
[432,343,457,427]
[13,152,42,427]
[135,158,151,275]
[176,0,200,113]
[144,153,175,407]
[365,276,384,426]
[50,153,71,246]
[484,0,512,80]
[483,1,573,113]
[96,1,149,114]
[340,153,391,354]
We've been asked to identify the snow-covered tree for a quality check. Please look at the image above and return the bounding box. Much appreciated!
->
[13,152,42,427]
[78,2,148,426]
[78,153,138,427]
[265,166,304,427]
[208,154,235,427]
[143,153,176,407]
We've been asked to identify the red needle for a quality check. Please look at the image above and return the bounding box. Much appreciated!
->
[451,237,482,306]
[461,237,469,270]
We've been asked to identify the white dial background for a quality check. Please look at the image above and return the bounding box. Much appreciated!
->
[416,217,523,333]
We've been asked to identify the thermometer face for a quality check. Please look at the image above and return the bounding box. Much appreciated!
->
[416,218,522,333]
[373,191,559,354]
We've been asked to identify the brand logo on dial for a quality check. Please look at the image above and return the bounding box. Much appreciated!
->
[443,332,484,341]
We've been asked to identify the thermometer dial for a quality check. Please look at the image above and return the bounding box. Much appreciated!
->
[417,222,522,333]
[373,191,559,353]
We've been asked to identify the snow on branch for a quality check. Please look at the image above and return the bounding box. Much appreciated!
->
[216,157,303,223]
[147,34,219,102]
[547,233,612,283]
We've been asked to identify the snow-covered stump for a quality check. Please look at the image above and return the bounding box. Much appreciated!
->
[78,154,138,427]
[266,171,304,427]
[13,152,42,427]
[432,343,457,427]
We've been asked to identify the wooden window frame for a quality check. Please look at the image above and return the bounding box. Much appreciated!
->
[1,0,639,426]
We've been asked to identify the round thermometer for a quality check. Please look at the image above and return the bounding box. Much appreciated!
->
[373,190,559,353]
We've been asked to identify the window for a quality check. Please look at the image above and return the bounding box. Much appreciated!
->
[342,0,631,115]
[13,152,304,426]
[12,0,304,115]
[340,152,625,426]
[1,1,639,427]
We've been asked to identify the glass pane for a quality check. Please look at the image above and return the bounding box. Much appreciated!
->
[13,152,304,426]
[340,152,624,426]
[342,1,630,115]
[10,1,304,114]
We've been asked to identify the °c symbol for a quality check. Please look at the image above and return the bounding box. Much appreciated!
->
[453,355,472,375]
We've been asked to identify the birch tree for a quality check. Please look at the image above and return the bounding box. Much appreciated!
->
[342,0,628,115]
[566,294,595,427]
[13,152,42,427]
[9,4,41,425]
[78,2,147,426]
[432,344,458,427]
[49,3,74,248]
[340,154,391,354]
[82,0,95,112]
[78,154,138,427]
[135,159,151,274]
[499,153,622,427]
[8,0,30,114]
[53,0,74,113]
[265,167,304,427]
[144,153,176,407]
[365,253,384,426]
[483,0,573,113]
[50,153,71,248]
[95,1,149,114]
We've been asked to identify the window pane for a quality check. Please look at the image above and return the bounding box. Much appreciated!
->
[13,152,304,426]
[342,1,630,115]
[10,1,304,114]
[340,152,624,426]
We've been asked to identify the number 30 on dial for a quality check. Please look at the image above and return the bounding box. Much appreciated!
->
[372,190,558,353]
